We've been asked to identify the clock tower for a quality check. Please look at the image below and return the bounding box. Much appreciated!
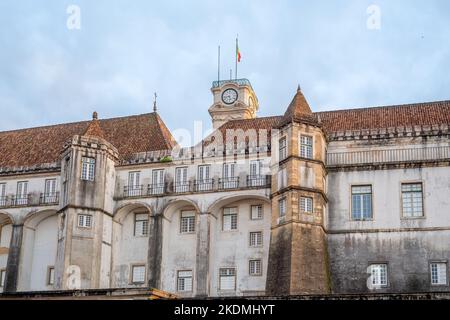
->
[208,79,259,129]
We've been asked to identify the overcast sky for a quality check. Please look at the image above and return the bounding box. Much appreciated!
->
[0,1,449,144]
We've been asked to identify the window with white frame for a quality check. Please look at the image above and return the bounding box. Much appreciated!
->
[223,207,238,231]
[0,183,6,207]
[180,211,195,234]
[131,265,146,284]
[77,214,92,228]
[81,157,95,181]
[352,185,373,220]
[251,205,263,220]
[249,231,263,247]
[300,196,313,213]
[177,270,193,292]
[430,262,447,285]
[370,264,388,287]
[0,269,5,287]
[299,135,313,159]
[134,213,149,236]
[279,137,287,160]
[47,267,55,286]
[249,260,262,276]
[278,198,286,221]
[219,268,236,290]
[44,179,57,204]
[402,183,424,217]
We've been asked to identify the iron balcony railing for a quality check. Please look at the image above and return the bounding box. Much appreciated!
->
[218,177,240,190]
[0,196,7,208]
[39,192,60,205]
[123,185,144,198]
[173,181,191,194]
[247,175,271,188]
[12,194,30,206]
[118,175,272,199]
[194,179,214,192]
[147,183,165,196]
[212,78,252,88]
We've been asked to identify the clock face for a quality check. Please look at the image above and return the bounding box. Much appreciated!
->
[222,89,238,105]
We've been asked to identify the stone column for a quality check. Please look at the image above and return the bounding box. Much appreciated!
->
[195,212,210,297]
[4,224,24,293]
[147,213,163,289]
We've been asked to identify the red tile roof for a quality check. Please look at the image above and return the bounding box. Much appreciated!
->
[280,86,317,127]
[0,112,177,169]
[317,100,450,132]
[207,100,450,143]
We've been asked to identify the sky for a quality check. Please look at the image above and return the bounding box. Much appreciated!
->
[0,1,449,145]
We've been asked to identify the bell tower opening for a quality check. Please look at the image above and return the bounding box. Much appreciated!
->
[208,78,259,129]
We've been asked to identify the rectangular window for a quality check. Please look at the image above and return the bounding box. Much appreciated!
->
[134,213,149,236]
[177,270,193,292]
[300,135,313,159]
[222,163,238,189]
[47,267,55,286]
[0,269,5,287]
[402,183,424,217]
[77,214,92,228]
[279,137,287,160]
[352,185,373,220]
[249,231,263,247]
[131,265,146,284]
[44,179,57,204]
[249,260,262,276]
[151,169,165,195]
[300,197,313,213]
[16,181,28,205]
[180,211,195,234]
[370,264,388,287]
[0,183,6,207]
[430,262,447,285]
[175,167,189,193]
[81,157,95,181]
[278,198,286,222]
[223,207,238,231]
[251,205,263,220]
[219,268,236,290]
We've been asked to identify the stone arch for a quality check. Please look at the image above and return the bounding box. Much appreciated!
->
[206,194,270,214]
[161,198,201,221]
[111,202,152,288]
[113,202,152,224]
[0,211,13,226]
[23,208,58,229]
[20,208,59,291]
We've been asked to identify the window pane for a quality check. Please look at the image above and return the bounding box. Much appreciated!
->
[219,268,236,290]
[132,266,145,283]
[251,205,263,220]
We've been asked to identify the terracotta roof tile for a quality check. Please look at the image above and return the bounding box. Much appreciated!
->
[0,112,176,169]
[280,86,317,126]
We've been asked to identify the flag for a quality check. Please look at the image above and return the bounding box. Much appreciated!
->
[236,42,241,62]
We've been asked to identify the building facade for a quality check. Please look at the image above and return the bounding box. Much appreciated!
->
[0,79,449,297]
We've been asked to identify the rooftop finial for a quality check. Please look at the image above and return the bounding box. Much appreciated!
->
[153,92,157,112]
[93,111,98,120]
[297,84,301,92]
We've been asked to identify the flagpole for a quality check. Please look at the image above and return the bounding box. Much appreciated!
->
[218,45,221,84]
[235,36,238,80]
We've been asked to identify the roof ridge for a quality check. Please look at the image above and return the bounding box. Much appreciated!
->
[315,99,450,115]
[0,112,156,134]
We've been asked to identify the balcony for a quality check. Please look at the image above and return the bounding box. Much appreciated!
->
[246,175,271,188]
[194,179,214,192]
[0,192,59,209]
[118,175,271,200]
[39,193,60,205]
[123,185,144,198]
[218,177,239,190]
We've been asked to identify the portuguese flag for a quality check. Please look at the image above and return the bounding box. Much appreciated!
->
[236,41,241,62]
